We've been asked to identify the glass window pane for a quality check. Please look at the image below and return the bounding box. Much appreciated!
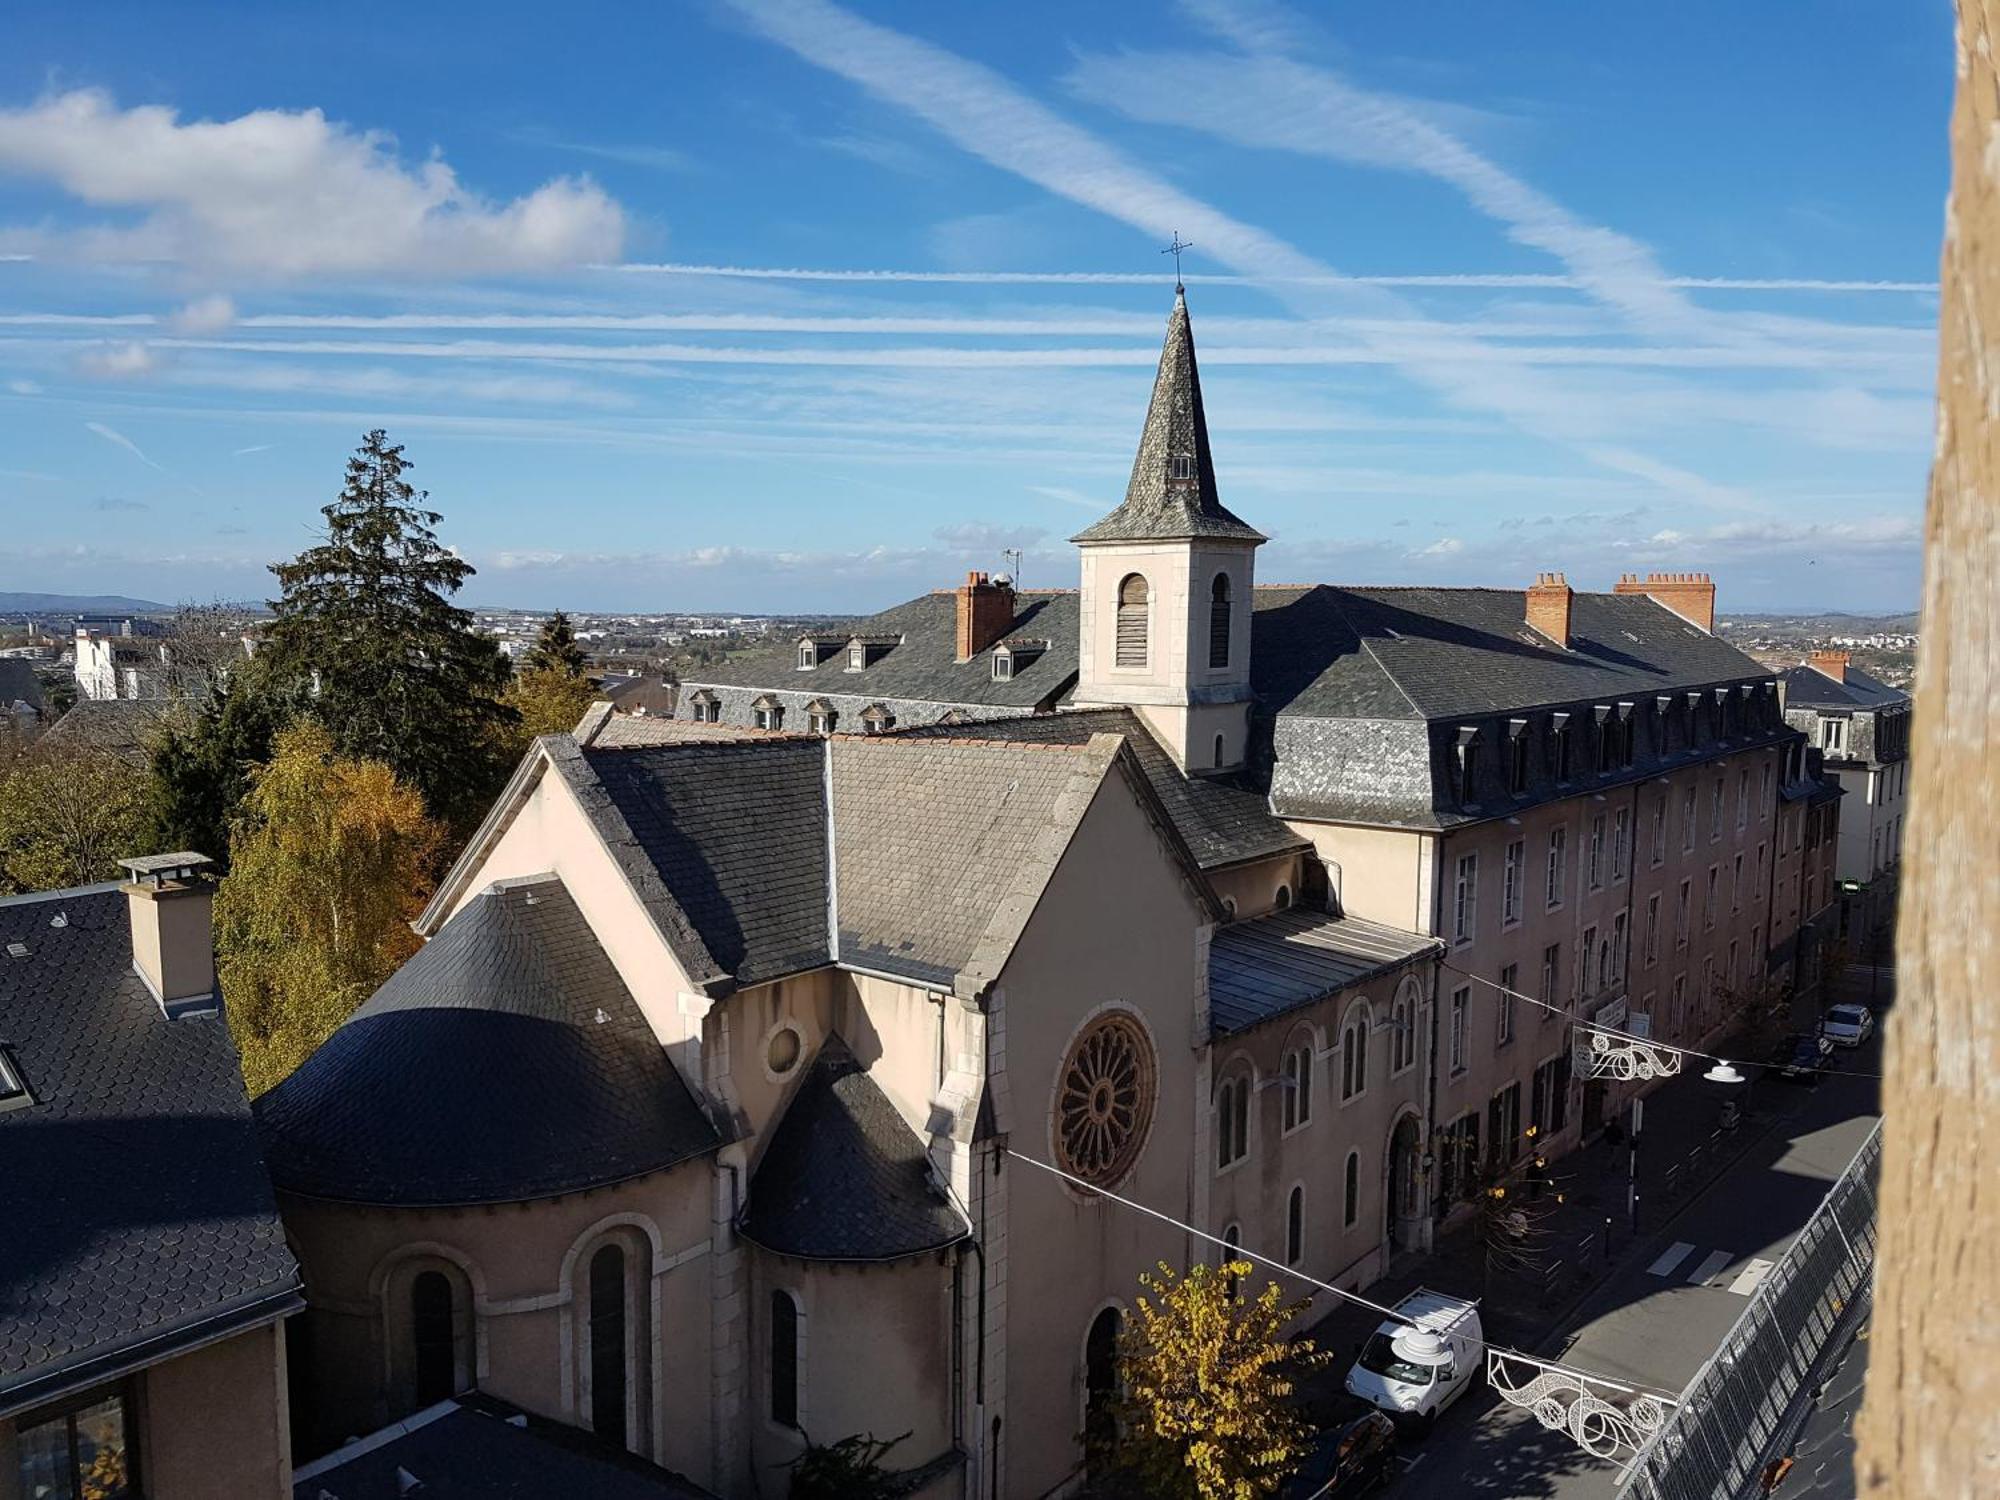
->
[73,1396,133,1500]
[17,1410,77,1500]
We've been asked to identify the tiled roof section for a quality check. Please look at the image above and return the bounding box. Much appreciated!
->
[1208,908,1441,1037]
[0,886,301,1413]
[584,740,831,986]
[36,698,170,763]
[890,706,1307,871]
[829,735,1116,990]
[1073,291,1264,545]
[592,715,797,748]
[1252,585,1770,721]
[1776,663,1910,710]
[599,676,679,718]
[685,590,1079,710]
[0,660,44,713]
[255,878,718,1207]
[739,1037,968,1262]
[292,1393,718,1499]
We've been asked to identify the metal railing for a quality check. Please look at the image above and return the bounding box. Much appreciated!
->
[1617,1121,1881,1500]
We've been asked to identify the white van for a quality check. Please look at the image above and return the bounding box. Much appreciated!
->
[1342,1289,1483,1435]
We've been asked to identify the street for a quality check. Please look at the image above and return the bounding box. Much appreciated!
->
[1386,1038,1882,1499]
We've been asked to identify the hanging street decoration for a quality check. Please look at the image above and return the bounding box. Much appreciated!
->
[1486,1348,1677,1461]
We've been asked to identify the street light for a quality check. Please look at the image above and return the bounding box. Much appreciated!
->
[1704,1060,1747,1085]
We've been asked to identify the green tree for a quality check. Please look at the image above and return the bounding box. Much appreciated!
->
[0,748,150,894]
[523,610,589,677]
[263,429,514,828]
[142,666,294,869]
[501,667,601,755]
[215,721,441,1094]
[1098,1261,1330,1500]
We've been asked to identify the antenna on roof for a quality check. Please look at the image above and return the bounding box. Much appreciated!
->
[1002,548,1023,589]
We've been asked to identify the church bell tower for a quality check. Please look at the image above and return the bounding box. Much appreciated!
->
[1072,288,1264,772]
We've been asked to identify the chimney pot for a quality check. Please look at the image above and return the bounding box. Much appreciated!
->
[117,851,218,1018]
[1525,572,1574,649]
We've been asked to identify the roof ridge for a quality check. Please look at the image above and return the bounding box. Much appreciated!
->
[831,733,1098,752]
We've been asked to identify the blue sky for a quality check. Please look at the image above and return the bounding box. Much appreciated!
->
[0,0,1951,613]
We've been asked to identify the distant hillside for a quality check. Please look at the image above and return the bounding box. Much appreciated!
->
[0,591,171,614]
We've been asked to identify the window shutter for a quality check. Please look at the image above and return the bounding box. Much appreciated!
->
[1115,574,1149,668]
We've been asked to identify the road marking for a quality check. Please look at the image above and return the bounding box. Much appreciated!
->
[1686,1249,1735,1286]
[1648,1241,1696,1277]
[1727,1258,1776,1296]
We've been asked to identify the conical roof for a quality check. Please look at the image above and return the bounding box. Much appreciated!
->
[1073,289,1264,545]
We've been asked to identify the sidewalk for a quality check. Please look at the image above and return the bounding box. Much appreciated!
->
[1295,1054,1794,1419]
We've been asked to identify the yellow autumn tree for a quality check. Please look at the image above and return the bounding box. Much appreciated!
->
[215,721,442,1094]
[501,665,601,753]
[1101,1260,1330,1500]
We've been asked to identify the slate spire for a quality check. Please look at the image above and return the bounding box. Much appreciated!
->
[1073,288,1264,544]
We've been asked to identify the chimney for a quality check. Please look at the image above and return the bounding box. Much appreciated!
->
[954,570,1016,661]
[117,852,218,1018]
[1613,571,1717,634]
[1809,648,1850,684]
[1525,572,1574,649]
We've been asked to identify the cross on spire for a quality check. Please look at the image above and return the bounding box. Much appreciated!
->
[1161,231,1193,291]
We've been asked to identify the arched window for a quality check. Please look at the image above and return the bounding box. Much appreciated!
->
[1209,574,1232,669]
[1344,1151,1362,1227]
[1084,1307,1123,1473]
[770,1291,800,1427]
[1280,1039,1312,1131]
[1390,977,1421,1075]
[1222,1223,1242,1299]
[1275,884,1292,911]
[1215,1071,1250,1169]
[1213,733,1226,768]
[1341,1004,1370,1101]
[589,1243,628,1448]
[1115,574,1150,668]
[411,1270,457,1407]
[1286,1186,1305,1265]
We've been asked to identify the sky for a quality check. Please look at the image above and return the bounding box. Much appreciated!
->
[0,0,1952,614]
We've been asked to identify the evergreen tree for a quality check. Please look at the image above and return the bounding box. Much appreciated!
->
[523,610,589,677]
[142,664,293,868]
[264,430,514,827]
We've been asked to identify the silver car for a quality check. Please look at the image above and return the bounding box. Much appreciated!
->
[1821,1004,1875,1048]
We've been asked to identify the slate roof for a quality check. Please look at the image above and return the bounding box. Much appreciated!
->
[738,1037,969,1262]
[890,706,1307,871]
[0,660,44,714]
[682,590,1078,711]
[0,885,302,1416]
[1776,663,1909,711]
[255,878,719,1207]
[591,714,797,748]
[1073,291,1264,545]
[1208,909,1442,1037]
[37,697,171,763]
[292,1393,717,1499]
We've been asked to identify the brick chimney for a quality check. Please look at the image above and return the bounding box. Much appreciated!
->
[954,571,1016,661]
[1525,572,1574,648]
[1809,648,1850,684]
[117,852,218,1018]
[1613,571,1717,634]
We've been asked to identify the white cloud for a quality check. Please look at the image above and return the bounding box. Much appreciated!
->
[0,89,627,277]
[1413,536,1465,557]
[74,340,161,379]
[167,294,236,334]
[6,377,41,394]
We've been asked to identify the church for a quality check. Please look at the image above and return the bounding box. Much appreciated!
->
[254,289,1813,1499]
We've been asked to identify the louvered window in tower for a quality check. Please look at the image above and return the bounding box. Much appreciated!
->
[1208,573,1231,668]
[1169,452,1195,482]
[1115,573,1150,668]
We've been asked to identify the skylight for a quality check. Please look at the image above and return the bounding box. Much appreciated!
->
[0,1047,30,1112]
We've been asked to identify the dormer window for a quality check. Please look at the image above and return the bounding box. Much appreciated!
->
[1169,452,1196,482]
[686,689,719,724]
[992,649,1013,682]
[1549,711,1573,781]
[990,638,1045,683]
[860,703,895,734]
[1455,726,1481,806]
[806,699,837,735]
[849,641,866,671]
[1507,718,1530,794]
[752,695,784,731]
[797,642,816,671]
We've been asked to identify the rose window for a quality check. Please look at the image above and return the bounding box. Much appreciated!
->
[1054,1011,1157,1188]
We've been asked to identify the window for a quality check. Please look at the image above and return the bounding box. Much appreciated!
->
[1084,1306,1123,1467]
[1456,729,1481,805]
[753,699,784,731]
[1728,940,1740,991]
[797,641,816,670]
[1216,1073,1250,1168]
[1540,944,1561,1019]
[1611,912,1628,985]
[1448,985,1470,1074]
[1732,853,1744,911]
[1344,1152,1362,1228]
[1650,799,1667,866]
[1613,809,1631,881]
[1209,574,1232,669]
[991,650,1013,681]
[1341,1005,1370,1101]
[1683,787,1698,850]
[1488,1083,1523,1168]
[1676,878,1692,948]
[1281,1041,1312,1131]
[1502,839,1524,924]
[861,705,895,734]
[1170,451,1196,481]
[1669,975,1688,1036]
[770,1291,800,1426]
[589,1243,630,1448]
[1213,733,1225,768]
[1115,573,1150,668]
[1580,925,1598,994]
[1222,1225,1242,1295]
[1287,1185,1305,1264]
[1710,778,1725,841]
[1755,842,1767,898]
[1737,770,1749,830]
[1822,718,1846,753]
[1760,763,1772,818]
[0,1045,29,1111]
[1055,1011,1159,1189]
[1496,963,1517,1045]
[1530,1054,1571,1137]
[15,1390,134,1500]
[1390,979,1419,1074]
[808,706,836,735]
[1452,852,1478,944]
[1588,814,1605,888]
[1550,715,1573,780]
[1546,826,1568,909]
[1274,883,1293,911]
[1644,894,1661,966]
[1508,725,1530,794]
[1440,1114,1480,1203]
[1704,867,1719,929]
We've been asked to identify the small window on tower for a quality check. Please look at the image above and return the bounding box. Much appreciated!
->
[1170,452,1195,481]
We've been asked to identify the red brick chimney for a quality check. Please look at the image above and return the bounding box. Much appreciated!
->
[1525,572,1574,648]
[1809,648,1850,684]
[1613,571,1717,633]
[954,571,1016,661]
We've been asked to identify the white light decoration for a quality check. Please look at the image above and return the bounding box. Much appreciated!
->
[1486,1349,1676,1461]
[1572,1022,1682,1081]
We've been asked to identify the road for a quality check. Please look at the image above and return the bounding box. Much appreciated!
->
[1388,1039,1882,1500]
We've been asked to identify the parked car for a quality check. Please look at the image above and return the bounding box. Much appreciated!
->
[1344,1288,1483,1435]
[1292,1411,1400,1498]
[1820,1004,1875,1048]
[1776,1030,1835,1081]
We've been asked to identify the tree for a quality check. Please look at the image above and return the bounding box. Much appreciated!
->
[1856,5,2000,1492]
[160,600,259,701]
[141,665,293,869]
[0,747,150,894]
[522,610,589,677]
[263,429,514,828]
[1478,1181,1561,1284]
[784,1432,907,1500]
[500,666,601,755]
[215,721,441,1095]
[1098,1260,1329,1500]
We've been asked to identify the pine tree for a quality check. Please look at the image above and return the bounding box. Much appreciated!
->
[264,430,514,827]
[523,610,589,677]
[142,664,293,869]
